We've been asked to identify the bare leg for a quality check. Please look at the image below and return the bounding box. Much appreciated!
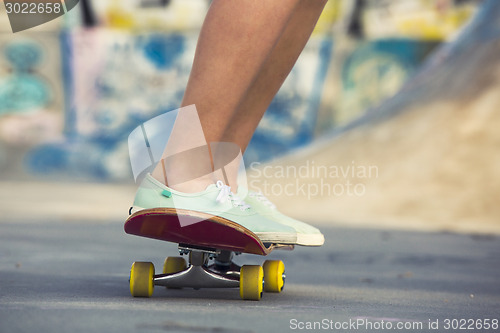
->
[151,0,301,192]
[181,0,301,143]
[218,0,328,188]
[223,0,328,151]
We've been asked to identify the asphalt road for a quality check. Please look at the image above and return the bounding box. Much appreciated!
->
[0,221,499,333]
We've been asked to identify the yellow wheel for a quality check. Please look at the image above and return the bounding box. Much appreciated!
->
[129,262,154,297]
[263,260,285,293]
[163,257,187,274]
[239,265,263,301]
[163,256,187,289]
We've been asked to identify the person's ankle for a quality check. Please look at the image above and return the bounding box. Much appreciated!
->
[168,176,215,193]
[150,168,214,193]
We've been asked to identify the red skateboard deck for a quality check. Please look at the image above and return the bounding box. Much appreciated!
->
[124,208,293,255]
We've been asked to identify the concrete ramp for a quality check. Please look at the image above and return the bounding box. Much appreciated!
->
[247,0,500,234]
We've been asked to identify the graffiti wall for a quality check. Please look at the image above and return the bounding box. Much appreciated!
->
[319,0,478,129]
[0,0,479,181]
[24,30,199,180]
[0,9,64,178]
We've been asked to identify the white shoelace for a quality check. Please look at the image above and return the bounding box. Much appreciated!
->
[249,191,276,209]
[215,181,251,211]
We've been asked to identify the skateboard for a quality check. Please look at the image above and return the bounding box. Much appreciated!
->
[124,208,293,300]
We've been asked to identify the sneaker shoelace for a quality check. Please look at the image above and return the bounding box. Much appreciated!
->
[248,191,276,209]
[215,181,251,211]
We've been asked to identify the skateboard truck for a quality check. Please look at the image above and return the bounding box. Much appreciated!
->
[129,245,286,300]
[154,247,241,289]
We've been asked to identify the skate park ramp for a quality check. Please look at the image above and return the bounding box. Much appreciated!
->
[246,0,500,234]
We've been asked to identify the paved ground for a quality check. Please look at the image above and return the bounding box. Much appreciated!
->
[0,221,499,333]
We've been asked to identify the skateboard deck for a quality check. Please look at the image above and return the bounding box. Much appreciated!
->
[124,208,291,300]
[125,208,292,255]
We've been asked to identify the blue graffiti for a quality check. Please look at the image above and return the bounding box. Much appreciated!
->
[0,40,51,114]
[141,34,185,70]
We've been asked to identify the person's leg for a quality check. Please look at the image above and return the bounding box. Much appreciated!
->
[223,0,328,151]
[182,0,303,143]
[211,0,328,246]
[151,0,301,192]
[216,0,328,188]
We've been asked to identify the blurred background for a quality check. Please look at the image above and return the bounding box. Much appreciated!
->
[2,0,497,234]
